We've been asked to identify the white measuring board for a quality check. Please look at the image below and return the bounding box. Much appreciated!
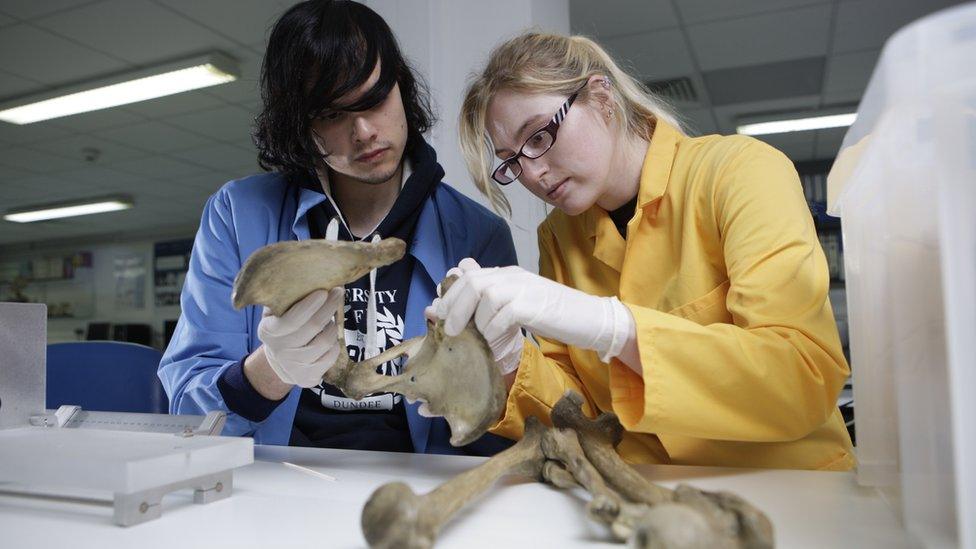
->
[0,427,253,525]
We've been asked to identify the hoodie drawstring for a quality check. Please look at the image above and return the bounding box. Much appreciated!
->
[365,233,381,360]
[324,216,380,362]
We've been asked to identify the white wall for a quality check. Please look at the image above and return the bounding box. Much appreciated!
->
[370,0,570,272]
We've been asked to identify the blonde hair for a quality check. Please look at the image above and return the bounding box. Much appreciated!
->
[459,32,685,216]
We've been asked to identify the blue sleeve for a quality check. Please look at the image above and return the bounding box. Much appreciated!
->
[157,189,283,434]
[475,218,518,268]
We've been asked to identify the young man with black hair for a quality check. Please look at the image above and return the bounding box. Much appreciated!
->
[159,0,516,455]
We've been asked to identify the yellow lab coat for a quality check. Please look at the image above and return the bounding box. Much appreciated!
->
[490,120,855,471]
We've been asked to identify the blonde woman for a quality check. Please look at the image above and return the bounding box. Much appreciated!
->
[428,32,854,470]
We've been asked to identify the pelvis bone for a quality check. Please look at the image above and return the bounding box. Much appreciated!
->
[231,238,506,447]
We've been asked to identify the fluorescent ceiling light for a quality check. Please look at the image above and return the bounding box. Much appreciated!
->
[737,113,856,136]
[4,196,134,223]
[0,53,238,125]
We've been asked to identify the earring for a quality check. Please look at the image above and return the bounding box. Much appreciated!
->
[602,78,611,89]
[607,107,614,119]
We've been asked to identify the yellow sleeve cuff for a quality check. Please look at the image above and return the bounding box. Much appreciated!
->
[607,303,672,433]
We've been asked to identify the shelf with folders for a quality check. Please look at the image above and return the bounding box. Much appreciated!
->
[0,252,96,319]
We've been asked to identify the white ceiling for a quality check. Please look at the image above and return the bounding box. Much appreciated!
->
[573,0,964,159]
[0,0,965,248]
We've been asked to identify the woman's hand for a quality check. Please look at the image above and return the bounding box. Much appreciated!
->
[426,259,523,375]
[427,258,634,364]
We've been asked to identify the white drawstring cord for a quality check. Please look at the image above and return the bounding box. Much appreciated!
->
[365,233,381,360]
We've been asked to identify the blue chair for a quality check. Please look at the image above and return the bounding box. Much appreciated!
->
[46,341,168,414]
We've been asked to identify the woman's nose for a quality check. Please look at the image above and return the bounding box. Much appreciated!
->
[519,155,548,185]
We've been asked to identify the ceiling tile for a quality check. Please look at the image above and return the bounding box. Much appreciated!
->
[166,104,256,142]
[0,181,34,203]
[0,0,94,20]
[0,165,33,182]
[704,57,825,106]
[176,173,226,191]
[169,143,257,172]
[676,0,832,25]
[753,132,816,162]
[25,172,116,198]
[570,0,678,37]
[833,0,964,53]
[601,29,695,81]
[153,0,292,45]
[0,119,73,145]
[823,49,879,101]
[110,155,209,179]
[121,89,226,119]
[47,165,147,188]
[822,88,864,106]
[712,95,823,134]
[29,135,148,166]
[678,108,719,136]
[814,127,848,159]
[47,108,145,133]
[34,0,239,65]
[96,121,215,154]
[0,69,39,100]
[0,146,84,173]
[201,52,263,104]
[0,223,60,244]
[687,4,832,71]
[0,23,126,85]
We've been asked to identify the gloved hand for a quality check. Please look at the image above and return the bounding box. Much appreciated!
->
[258,288,345,388]
[426,258,523,375]
[429,258,634,364]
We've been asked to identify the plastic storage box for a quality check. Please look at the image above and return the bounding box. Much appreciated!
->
[827,3,976,548]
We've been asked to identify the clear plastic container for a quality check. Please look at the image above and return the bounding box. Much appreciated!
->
[827,3,976,548]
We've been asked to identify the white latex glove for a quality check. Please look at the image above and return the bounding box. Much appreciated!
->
[426,258,523,375]
[429,258,634,364]
[258,288,344,388]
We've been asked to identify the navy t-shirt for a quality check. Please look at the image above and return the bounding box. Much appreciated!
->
[289,138,439,451]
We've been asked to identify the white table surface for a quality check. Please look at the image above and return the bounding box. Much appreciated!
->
[0,444,914,548]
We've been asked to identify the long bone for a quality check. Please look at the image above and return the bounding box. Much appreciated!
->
[360,417,548,549]
[540,426,625,526]
[550,391,672,506]
[550,392,774,548]
[232,239,506,447]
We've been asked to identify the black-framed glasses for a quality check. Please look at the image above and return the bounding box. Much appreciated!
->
[491,89,581,185]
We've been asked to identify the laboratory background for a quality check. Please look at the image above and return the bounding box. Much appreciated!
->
[0,1,974,548]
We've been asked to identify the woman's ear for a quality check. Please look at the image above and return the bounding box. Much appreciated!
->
[585,74,613,108]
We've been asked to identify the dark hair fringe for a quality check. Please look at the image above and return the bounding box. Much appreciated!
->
[253,0,435,175]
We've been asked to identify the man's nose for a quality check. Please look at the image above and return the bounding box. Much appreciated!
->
[352,114,377,144]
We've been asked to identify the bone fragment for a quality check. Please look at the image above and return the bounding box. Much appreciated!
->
[361,418,548,549]
[541,426,623,525]
[549,392,774,548]
[232,239,505,447]
[550,391,672,506]
[540,460,578,489]
[231,238,406,316]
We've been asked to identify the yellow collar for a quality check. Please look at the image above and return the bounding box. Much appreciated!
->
[584,119,681,240]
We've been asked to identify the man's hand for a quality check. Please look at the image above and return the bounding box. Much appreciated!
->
[258,288,345,388]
